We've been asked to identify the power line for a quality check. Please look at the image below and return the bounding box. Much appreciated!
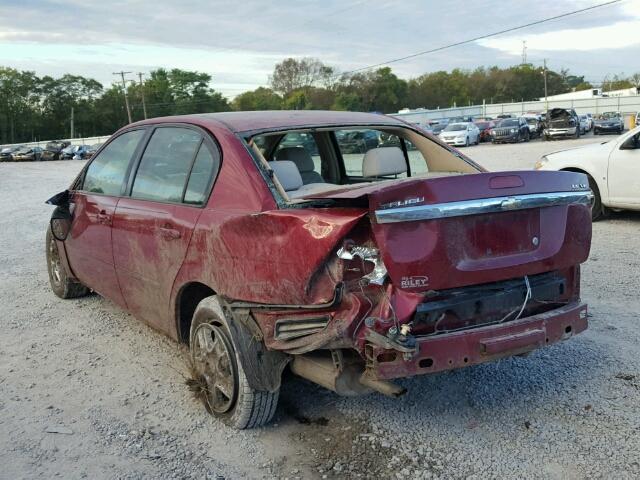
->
[339,0,622,76]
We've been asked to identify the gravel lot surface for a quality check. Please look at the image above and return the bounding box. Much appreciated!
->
[1,134,639,479]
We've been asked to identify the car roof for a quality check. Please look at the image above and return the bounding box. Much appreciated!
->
[130,110,405,135]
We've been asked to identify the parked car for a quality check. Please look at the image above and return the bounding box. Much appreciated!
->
[474,120,495,142]
[60,144,77,160]
[71,145,91,160]
[429,120,448,135]
[579,114,592,132]
[490,117,530,143]
[544,108,581,140]
[438,122,480,146]
[46,110,592,429]
[593,112,624,135]
[0,145,23,161]
[42,141,71,161]
[12,146,44,161]
[536,125,640,220]
[524,117,543,138]
[635,112,640,128]
[338,130,380,153]
[84,143,103,159]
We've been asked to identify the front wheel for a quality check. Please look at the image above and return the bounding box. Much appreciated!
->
[524,130,530,142]
[46,228,89,299]
[588,175,607,221]
[189,296,278,429]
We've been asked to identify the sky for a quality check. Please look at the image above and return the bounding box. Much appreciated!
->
[0,0,638,98]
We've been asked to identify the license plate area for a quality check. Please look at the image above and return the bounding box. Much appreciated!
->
[456,210,540,259]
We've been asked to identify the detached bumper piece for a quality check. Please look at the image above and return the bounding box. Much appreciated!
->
[370,301,588,380]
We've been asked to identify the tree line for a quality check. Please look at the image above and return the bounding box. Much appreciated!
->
[1,59,638,144]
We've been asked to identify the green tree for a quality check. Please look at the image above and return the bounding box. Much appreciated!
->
[233,87,282,110]
[270,58,334,96]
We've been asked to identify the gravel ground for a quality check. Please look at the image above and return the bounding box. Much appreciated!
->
[1,133,639,479]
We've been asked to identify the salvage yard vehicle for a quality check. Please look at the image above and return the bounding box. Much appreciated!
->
[490,117,530,143]
[0,145,23,161]
[46,111,593,429]
[41,141,71,161]
[544,108,581,140]
[474,120,495,142]
[12,146,44,161]
[536,125,640,220]
[593,112,624,135]
[438,122,480,146]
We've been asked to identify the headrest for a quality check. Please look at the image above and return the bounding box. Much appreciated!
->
[362,147,407,178]
[274,146,315,173]
[268,161,303,192]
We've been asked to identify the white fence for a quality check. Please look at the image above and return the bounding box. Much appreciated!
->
[394,95,640,128]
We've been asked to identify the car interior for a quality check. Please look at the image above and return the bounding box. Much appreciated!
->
[247,126,480,202]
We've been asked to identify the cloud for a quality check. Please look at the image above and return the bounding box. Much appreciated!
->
[0,0,636,96]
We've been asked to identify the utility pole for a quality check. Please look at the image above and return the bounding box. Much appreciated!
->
[70,107,74,139]
[113,71,133,123]
[543,59,548,113]
[137,72,148,119]
[521,40,527,64]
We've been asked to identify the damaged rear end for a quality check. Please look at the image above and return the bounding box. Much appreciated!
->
[248,169,592,396]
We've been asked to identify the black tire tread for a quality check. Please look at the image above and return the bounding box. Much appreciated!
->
[190,296,279,429]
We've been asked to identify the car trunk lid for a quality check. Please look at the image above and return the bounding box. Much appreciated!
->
[301,171,592,292]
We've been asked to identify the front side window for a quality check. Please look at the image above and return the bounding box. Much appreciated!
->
[83,129,145,196]
[131,127,202,203]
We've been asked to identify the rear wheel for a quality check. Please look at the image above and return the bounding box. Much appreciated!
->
[46,227,89,299]
[189,296,278,429]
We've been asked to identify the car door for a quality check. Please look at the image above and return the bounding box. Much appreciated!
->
[607,130,640,207]
[111,125,220,334]
[64,129,147,308]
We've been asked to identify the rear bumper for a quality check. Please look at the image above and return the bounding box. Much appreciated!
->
[546,127,577,137]
[371,301,588,380]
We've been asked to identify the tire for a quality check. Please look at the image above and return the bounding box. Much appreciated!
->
[189,296,278,429]
[594,129,599,135]
[464,136,469,147]
[46,227,89,299]
[588,175,607,222]
[524,130,530,142]
[575,128,581,139]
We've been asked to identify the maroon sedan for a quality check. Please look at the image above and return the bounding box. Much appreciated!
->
[46,111,592,428]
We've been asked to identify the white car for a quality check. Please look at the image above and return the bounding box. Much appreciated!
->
[535,126,640,220]
[579,114,592,133]
[438,122,480,147]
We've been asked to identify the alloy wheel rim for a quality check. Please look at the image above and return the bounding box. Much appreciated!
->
[48,235,62,285]
[192,323,237,414]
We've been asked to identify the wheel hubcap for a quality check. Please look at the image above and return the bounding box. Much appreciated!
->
[191,323,237,414]
[48,236,62,285]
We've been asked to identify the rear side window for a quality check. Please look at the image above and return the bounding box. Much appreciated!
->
[184,145,219,205]
[131,127,202,203]
[83,129,145,195]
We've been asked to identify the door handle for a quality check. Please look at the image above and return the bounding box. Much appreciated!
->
[159,225,181,240]
[96,210,112,225]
